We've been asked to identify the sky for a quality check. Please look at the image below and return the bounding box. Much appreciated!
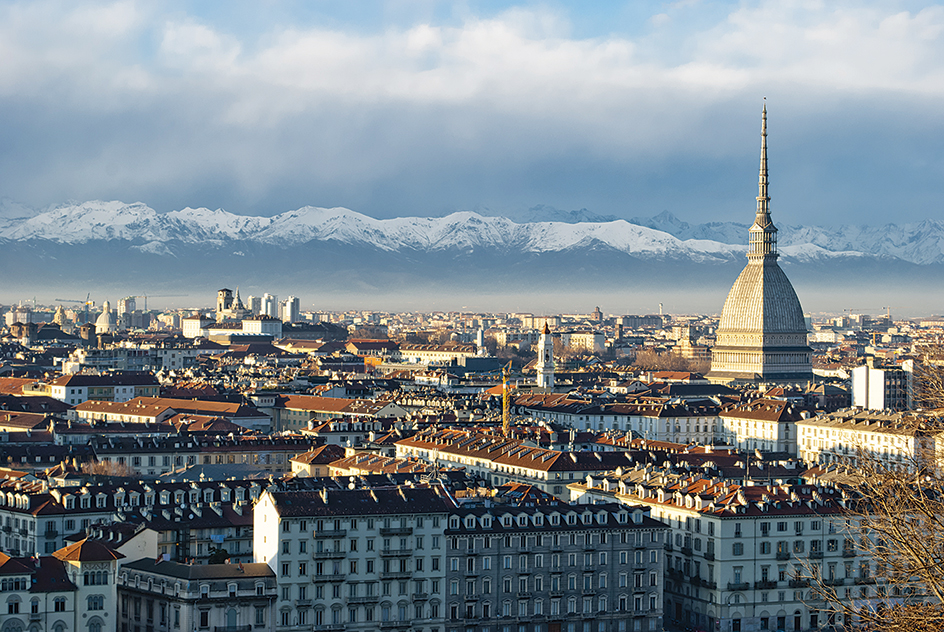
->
[2,0,944,226]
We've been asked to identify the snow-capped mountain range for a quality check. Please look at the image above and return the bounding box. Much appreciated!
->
[2,200,942,265]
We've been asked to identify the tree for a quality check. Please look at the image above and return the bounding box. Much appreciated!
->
[632,348,709,374]
[80,460,135,477]
[806,415,944,631]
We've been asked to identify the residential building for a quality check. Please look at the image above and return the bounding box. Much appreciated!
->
[570,468,878,632]
[253,485,455,632]
[444,503,667,632]
[118,559,277,632]
[850,358,914,411]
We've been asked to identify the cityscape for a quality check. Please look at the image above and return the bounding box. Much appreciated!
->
[4,3,944,632]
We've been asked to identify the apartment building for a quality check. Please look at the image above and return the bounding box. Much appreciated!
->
[0,477,263,560]
[717,399,809,454]
[570,469,878,632]
[850,358,914,411]
[118,559,278,632]
[0,539,123,632]
[514,394,720,441]
[253,485,456,632]
[443,503,668,632]
[796,408,938,469]
[395,428,640,499]
[28,372,160,406]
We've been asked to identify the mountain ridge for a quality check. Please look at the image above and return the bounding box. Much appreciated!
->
[3,200,940,265]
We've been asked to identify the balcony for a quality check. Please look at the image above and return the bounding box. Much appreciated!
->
[855,577,876,585]
[43,530,59,539]
[727,582,750,591]
[313,625,346,632]
[704,552,715,561]
[380,548,413,557]
[842,549,856,558]
[380,571,412,580]
[411,593,429,601]
[824,578,846,586]
[214,627,251,632]
[312,551,347,560]
[379,622,411,629]
[18,528,28,536]
[755,580,778,590]
[809,550,824,559]
[312,574,347,583]
[789,579,810,588]
[29,613,41,622]
[295,599,312,607]
[664,543,674,552]
[348,596,380,604]
[379,527,413,536]
[680,546,693,557]
[776,551,791,560]
[314,530,347,538]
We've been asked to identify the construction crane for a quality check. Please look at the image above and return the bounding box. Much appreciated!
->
[55,294,94,324]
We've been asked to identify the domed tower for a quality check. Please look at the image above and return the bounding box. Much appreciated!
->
[707,103,812,384]
[95,300,117,335]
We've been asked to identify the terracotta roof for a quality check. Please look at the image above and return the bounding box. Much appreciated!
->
[52,538,124,562]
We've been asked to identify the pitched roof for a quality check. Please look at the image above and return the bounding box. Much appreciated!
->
[52,538,124,562]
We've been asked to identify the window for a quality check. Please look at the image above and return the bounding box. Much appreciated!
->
[88,595,105,610]
[733,542,744,556]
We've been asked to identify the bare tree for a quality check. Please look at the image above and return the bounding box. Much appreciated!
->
[80,460,135,477]
[632,348,709,374]
[806,416,944,631]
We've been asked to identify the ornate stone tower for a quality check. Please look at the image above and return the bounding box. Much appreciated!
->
[536,323,555,390]
[706,103,813,384]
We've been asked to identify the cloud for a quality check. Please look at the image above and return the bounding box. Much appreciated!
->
[1,0,943,225]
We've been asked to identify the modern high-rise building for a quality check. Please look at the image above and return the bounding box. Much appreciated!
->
[707,104,812,385]
[262,293,278,318]
[281,296,300,323]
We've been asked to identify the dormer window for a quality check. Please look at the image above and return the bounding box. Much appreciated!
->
[449,517,460,530]
[464,517,476,529]
[567,514,576,525]
[517,515,528,527]
[550,514,560,526]
[502,516,512,527]
[482,516,492,529]
[534,514,544,526]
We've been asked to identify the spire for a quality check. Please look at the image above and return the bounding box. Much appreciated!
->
[748,99,777,261]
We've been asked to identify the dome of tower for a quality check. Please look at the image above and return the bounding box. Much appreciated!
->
[95,300,117,334]
[718,263,807,334]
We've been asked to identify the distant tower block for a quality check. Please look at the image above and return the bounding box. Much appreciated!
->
[476,328,486,356]
[536,323,555,390]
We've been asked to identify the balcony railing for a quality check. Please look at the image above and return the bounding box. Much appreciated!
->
[809,550,824,559]
[843,549,856,558]
[755,580,778,589]
[312,551,346,560]
[789,579,811,588]
[380,571,412,580]
[776,551,791,560]
[314,530,347,538]
[348,596,379,604]
[380,548,413,557]
[44,530,59,539]
[379,527,413,536]
[213,626,251,632]
[680,546,693,556]
[727,582,750,591]
[311,574,346,583]
[855,577,876,585]
[704,552,715,561]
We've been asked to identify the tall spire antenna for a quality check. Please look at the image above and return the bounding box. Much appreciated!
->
[748,98,777,260]
[757,97,769,218]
